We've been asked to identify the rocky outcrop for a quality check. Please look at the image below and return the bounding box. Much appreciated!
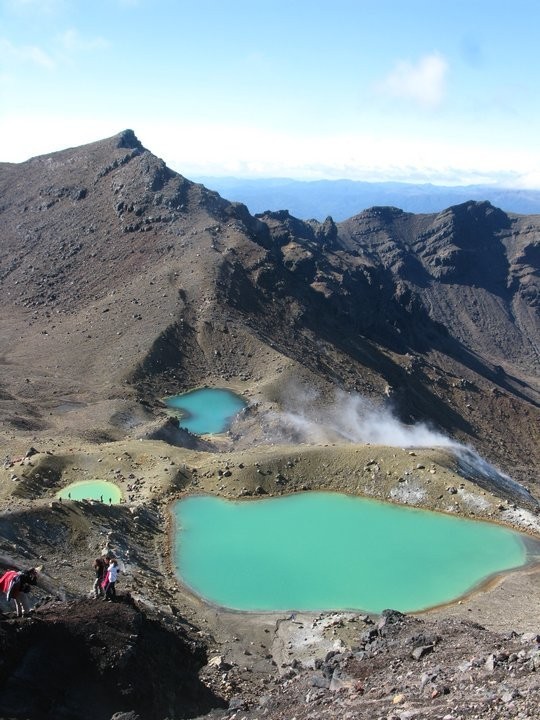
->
[0,598,225,720]
[222,611,540,720]
[3,601,538,720]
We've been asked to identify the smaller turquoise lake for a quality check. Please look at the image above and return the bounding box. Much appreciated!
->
[57,480,122,504]
[173,493,530,613]
[165,388,246,435]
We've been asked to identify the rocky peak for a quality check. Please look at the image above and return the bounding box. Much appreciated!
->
[115,128,145,150]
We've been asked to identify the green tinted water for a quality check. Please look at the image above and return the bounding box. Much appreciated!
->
[57,480,122,504]
[173,492,528,613]
[165,388,246,434]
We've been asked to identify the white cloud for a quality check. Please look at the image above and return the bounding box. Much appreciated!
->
[2,0,64,14]
[0,37,55,69]
[0,115,121,163]
[0,28,107,81]
[60,28,108,52]
[378,53,448,109]
[1,114,539,189]
[135,120,537,187]
[25,44,56,68]
[511,169,540,189]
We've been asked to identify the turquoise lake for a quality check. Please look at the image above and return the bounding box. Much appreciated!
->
[172,492,529,613]
[164,387,246,434]
[57,480,122,504]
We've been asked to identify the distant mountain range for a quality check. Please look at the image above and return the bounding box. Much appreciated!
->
[194,177,540,220]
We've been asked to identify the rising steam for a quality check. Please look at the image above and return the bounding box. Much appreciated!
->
[263,384,538,508]
[265,385,454,448]
[275,389,454,447]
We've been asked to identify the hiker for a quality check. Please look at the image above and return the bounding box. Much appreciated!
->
[102,558,120,602]
[92,557,107,599]
[0,567,39,617]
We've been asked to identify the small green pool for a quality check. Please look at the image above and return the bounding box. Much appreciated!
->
[57,480,122,504]
[164,387,246,434]
[172,492,530,613]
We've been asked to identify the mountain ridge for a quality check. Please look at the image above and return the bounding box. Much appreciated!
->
[0,131,539,487]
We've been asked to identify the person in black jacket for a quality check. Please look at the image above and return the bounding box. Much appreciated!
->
[92,557,107,599]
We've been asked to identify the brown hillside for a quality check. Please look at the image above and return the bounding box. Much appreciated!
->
[0,131,539,495]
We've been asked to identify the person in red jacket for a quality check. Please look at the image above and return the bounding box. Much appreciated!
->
[0,567,39,617]
[92,557,107,599]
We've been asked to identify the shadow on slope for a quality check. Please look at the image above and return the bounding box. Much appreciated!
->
[0,598,225,720]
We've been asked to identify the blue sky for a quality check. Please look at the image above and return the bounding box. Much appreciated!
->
[1,0,539,186]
